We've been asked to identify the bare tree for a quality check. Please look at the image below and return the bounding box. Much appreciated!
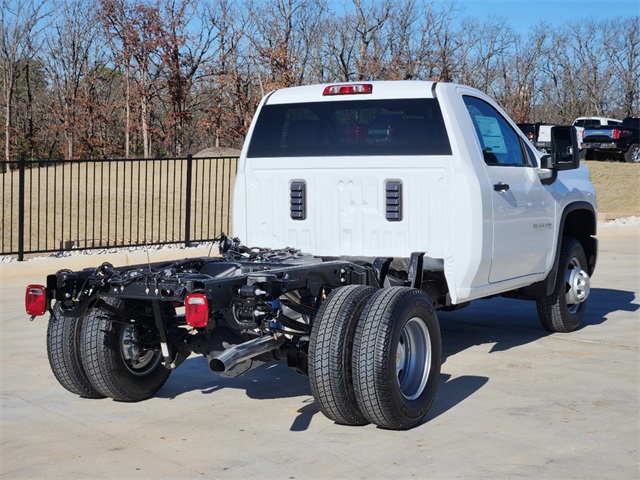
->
[44,0,106,159]
[0,0,48,160]
[350,0,392,80]
[196,0,252,149]
[568,19,614,116]
[464,17,515,94]
[495,26,548,123]
[421,1,464,82]
[381,0,422,80]
[99,0,164,158]
[244,0,326,95]
[606,17,640,117]
[156,0,219,155]
[321,13,357,81]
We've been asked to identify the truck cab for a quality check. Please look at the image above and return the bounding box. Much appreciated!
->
[233,81,597,304]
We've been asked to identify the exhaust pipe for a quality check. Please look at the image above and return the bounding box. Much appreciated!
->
[208,334,284,378]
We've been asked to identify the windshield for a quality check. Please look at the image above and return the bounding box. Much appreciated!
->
[247,99,451,157]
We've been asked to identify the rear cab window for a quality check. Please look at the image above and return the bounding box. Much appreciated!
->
[247,99,452,157]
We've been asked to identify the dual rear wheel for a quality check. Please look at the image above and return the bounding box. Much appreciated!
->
[309,285,442,430]
[46,299,170,402]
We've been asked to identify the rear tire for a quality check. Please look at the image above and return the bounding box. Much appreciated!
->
[624,143,639,163]
[309,285,377,426]
[536,237,590,332]
[80,299,171,402]
[353,287,441,430]
[47,305,105,398]
[583,148,595,160]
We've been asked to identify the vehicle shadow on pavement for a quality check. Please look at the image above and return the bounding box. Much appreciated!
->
[423,286,638,425]
[438,286,636,360]
[425,373,489,423]
[157,287,635,429]
[438,303,551,361]
[585,287,639,323]
[158,357,311,401]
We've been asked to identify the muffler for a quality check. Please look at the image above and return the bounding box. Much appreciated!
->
[208,334,284,378]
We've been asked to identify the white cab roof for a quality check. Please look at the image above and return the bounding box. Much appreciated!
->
[265,81,438,105]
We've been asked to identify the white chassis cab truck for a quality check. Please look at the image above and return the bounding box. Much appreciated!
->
[27,81,597,430]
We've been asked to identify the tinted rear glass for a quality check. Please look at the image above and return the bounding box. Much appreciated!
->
[247,99,451,157]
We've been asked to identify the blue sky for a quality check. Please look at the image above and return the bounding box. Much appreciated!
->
[454,0,639,34]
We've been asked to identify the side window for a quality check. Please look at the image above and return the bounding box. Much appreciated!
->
[463,96,529,166]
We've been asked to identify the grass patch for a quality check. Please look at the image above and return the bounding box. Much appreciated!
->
[584,161,639,215]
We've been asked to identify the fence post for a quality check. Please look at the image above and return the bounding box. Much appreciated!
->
[17,157,25,261]
[184,153,193,247]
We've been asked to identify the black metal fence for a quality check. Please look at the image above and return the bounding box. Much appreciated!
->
[1,155,238,261]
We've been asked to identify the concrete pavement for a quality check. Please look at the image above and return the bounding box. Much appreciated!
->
[1,227,638,479]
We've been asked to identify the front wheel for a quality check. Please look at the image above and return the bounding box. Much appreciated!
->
[624,143,639,163]
[536,237,590,332]
[352,287,441,430]
[80,299,171,401]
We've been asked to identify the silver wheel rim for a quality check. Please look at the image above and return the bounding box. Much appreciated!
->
[120,325,162,376]
[396,317,431,401]
[631,146,640,163]
[565,258,590,315]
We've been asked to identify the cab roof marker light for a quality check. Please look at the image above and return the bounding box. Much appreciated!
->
[323,84,373,96]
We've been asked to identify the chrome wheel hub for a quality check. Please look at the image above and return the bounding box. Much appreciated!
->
[565,259,590,314]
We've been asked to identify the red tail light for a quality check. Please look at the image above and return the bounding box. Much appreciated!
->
[26,285,48,316]
[612,129,620,140]
[323,84,373,96]
[185,293,209,328]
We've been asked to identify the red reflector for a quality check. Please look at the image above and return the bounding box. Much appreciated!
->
[26,285,48,316]
[323,84,373,96]
[185,293,209,328]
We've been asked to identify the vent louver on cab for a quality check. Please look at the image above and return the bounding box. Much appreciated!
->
[290,180,306,220]
[385,180,403,221]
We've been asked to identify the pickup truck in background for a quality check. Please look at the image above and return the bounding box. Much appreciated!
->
[518,122,582,154]
[572,116,622,152]
[582,116,639,163]
[517,122,554,152]
[26,81,598,430]
[536,124,556,153]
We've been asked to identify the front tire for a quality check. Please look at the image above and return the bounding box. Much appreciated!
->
[353,287,442,430]
[47,305,105,398]
[309,285,377,426]
[536,237,590,332]
[80,299,171,401]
